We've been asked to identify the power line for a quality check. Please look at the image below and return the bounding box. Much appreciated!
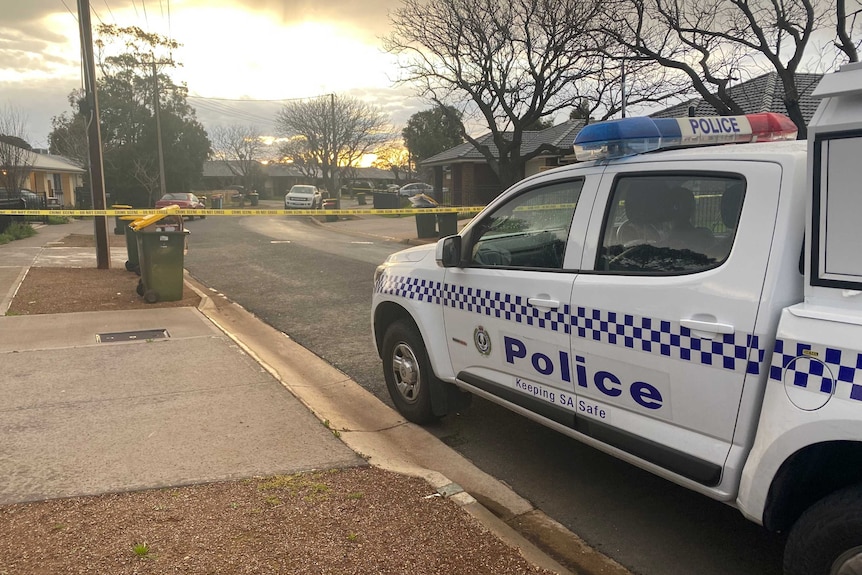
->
[59,0,78,22]
[187,93,329,103]
[101,0,116,23]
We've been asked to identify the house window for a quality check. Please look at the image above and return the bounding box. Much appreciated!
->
[53,174,63,195]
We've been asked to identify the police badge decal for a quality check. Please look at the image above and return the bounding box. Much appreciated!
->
[474,326,492,356]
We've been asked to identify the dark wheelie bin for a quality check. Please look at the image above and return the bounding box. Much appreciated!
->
[129,209,188,303]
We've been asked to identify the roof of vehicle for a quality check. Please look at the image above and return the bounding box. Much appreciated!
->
[503,139,809,201]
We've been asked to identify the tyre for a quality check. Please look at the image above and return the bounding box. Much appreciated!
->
[784,484,862,575]
[143,289,159,304]
[381,320,438,424]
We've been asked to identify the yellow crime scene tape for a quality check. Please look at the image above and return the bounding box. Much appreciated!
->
[0,206,486,217]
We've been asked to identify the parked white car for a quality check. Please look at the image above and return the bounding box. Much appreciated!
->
[284,185,322,209]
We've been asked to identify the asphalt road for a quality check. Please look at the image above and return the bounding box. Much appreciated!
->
[183,213,787,575]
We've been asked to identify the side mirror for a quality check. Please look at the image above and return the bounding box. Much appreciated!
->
[436,235,462,267]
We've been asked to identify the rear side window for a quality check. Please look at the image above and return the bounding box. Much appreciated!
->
[597,174,745,274]
[470,180,583,270]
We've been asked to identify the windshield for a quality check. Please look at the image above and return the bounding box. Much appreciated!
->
[290,187,316,195]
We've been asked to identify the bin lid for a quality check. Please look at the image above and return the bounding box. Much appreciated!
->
[129,205,182,231]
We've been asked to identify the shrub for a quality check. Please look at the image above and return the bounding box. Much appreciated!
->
[0,222,37,244]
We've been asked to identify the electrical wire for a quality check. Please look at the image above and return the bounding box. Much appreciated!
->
[59,0,79,22]
[101,0,116,23]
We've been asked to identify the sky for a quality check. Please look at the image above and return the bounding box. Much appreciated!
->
[0,0,423,149]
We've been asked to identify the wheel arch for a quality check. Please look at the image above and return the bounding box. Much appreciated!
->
[763,440,862,532]
[373,299,467,418]
[373,301,415,358]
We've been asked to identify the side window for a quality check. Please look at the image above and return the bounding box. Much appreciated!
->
[470,180,582,270]
[598,174,745,274]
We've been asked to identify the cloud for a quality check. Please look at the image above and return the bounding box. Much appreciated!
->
[0,0,420,147]
[0,80,79,148]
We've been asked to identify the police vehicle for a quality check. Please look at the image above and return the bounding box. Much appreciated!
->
[372,62,862,575]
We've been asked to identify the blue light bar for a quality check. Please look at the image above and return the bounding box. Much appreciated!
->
[573,113,798,161]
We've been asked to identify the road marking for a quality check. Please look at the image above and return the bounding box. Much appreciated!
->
[270,240,291,244]
[351,241,374,245]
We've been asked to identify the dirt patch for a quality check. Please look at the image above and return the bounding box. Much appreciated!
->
[7,267,200,317]
[0,467,552,575]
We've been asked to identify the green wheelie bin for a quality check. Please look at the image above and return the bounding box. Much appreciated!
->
[121,215,141,272]
[130,209,188,303]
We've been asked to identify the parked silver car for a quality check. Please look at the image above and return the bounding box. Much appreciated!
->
[398,182,434,197]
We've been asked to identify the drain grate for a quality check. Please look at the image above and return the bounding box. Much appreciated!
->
[96,329,169,343]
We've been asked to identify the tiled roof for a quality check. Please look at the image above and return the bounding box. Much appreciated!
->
[265,163,310,177]
[422,119,586,167]
[650,72,824,124]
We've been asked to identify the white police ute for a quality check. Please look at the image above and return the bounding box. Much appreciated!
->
[372,62,862,575]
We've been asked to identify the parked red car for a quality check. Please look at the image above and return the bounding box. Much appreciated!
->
[155,193,206,220]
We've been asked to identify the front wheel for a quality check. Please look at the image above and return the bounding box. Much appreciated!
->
[381,320,437,424]
[784,484,862,575]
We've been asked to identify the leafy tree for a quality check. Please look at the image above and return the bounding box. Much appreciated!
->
[49,91,89,169]
[372,142,412,182]
[401,106,464,169]
[0,105,34,192]
[49,25,211,206]
[275,94,389,197]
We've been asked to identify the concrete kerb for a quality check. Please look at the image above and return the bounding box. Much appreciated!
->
[183,273,631,575]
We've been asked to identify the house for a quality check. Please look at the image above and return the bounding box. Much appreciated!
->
[421,119,585,206]
[422,72,823,206]
[200,161,397,198]
[2,150,86,207]
[649,72,823,124]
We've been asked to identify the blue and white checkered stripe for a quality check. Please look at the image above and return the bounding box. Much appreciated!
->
[769,339,862,402]
[568,307,764,375]
[378,274,765,375]
[377,274,444,304]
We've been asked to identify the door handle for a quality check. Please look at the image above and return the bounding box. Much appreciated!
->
[680,318,734,337]
[528,298,560,309]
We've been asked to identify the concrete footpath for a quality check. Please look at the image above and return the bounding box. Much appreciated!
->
[0,214,629,575]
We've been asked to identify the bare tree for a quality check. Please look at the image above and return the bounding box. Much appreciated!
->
[0,105,35,193]
[385,0,600,188]
[130,158,163,206]
[835,0,861,62]
[600,0,845,138]
[385,0,687,189]
[210,124,266,197]
[275,94,389,198]
[278,137,319,179]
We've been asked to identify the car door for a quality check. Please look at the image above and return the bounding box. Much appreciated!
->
[442,172,597,425]
[570,161,781,494]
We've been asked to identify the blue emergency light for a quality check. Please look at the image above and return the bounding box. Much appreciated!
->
[573,112,798,161]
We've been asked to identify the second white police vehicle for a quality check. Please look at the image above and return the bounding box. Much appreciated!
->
[372,63,862,575]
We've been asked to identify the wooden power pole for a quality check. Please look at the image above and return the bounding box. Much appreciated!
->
[77,0,110,269]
